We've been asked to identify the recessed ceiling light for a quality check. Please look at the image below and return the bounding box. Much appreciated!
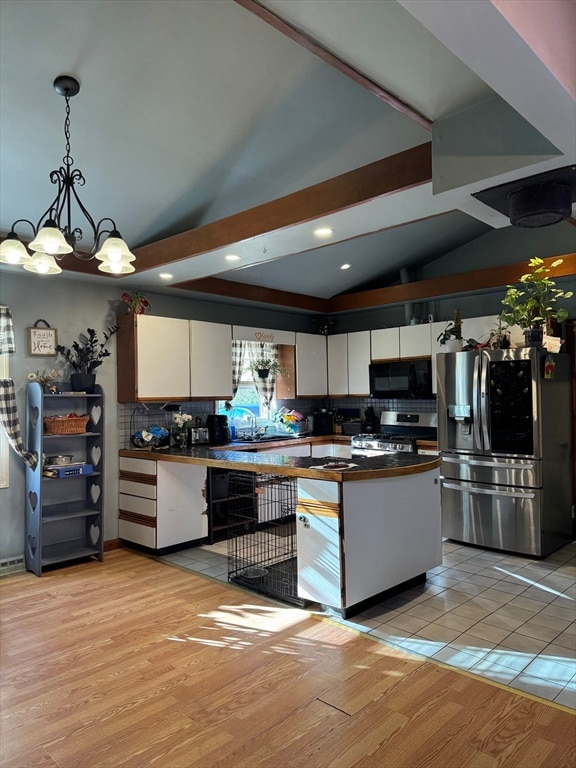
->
[225,254,241,262]
[159,273,173,280]
[314,227,333,238]
[340,263,351,270]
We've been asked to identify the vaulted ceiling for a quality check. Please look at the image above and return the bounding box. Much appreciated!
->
[1,0,574,312]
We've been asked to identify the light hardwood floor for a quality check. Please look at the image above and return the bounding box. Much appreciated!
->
[1,549,574,768]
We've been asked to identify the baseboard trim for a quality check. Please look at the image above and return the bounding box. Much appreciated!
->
[104,539,124,552]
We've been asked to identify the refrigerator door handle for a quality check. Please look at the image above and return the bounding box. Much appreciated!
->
[472,354,482,450]
[442,482,535,499]
[442,456,536,471]
[480,351,490,450]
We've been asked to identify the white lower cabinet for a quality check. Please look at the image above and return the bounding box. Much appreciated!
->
[296,469,441,615]
[311,443,351,459]
[296,479,342,606]
[119,457,207,549]
[257,443,311,457]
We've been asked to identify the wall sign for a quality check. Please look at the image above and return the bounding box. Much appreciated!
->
[27,320,58,356]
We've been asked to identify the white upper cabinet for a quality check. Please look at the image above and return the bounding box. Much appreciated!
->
[117,314,191,402]
[328,332,370,396]
[371,326,429,360]
[189,320,233,399]
[296,333,327,396]
[371,328,400,360]
[399,324,431,358]
[347,331,371,395]
[327,334,348,396]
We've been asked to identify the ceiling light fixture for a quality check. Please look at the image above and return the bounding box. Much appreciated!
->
[0,75,135,276]
[314,226,334,238]
[225,254,241,261]
[340,263,351,270]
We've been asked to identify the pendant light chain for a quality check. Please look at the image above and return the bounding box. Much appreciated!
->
[63,90,73,168]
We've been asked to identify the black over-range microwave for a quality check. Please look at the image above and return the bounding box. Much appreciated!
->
[369,360,433,399]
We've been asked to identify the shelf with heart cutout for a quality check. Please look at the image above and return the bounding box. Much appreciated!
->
[25,381,105,575]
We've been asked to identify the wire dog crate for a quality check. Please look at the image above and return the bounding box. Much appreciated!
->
[227,472,306,607]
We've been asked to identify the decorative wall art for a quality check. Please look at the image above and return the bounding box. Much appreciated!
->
[27,320,58,356]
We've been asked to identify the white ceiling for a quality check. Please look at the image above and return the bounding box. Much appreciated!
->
[0,0,574,308]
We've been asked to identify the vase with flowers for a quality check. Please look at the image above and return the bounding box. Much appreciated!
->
[27,368,59,394]
[172,412,193,448]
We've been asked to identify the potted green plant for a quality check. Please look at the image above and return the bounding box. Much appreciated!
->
[499,258,573,346]
[436,309,463,351]
[55,325,119,392]
[486,318,511,349]
[249,355,287,379]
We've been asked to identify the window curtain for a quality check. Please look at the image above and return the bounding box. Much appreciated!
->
[0,379,38,470]
[247,342,277,410]
[232,340,247,398]
[0,307,15,354]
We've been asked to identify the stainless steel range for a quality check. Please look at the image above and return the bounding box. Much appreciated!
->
[351,411,437,458]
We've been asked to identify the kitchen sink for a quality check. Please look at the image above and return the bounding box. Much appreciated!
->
[233,434,299,443]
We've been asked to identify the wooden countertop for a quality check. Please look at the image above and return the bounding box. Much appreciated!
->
[119,445,440,481]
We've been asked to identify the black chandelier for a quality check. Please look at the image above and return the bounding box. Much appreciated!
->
[0,75,135,275]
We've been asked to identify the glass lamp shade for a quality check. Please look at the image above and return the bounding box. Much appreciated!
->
[0,236,33,265]
[97,257,136,274]
[29,222,73,255]
[95,234,134,262]
[23,252,63,275]
[95,233,135,274]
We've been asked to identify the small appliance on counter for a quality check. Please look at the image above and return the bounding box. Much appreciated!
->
[312,410,333,436]
[206,414,231,444]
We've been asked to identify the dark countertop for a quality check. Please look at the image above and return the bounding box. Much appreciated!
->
[119,445,440,481]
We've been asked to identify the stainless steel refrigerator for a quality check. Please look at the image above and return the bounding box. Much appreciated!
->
[437,348,573,556]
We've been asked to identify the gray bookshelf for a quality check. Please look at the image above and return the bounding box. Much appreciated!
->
[25,381,105,575]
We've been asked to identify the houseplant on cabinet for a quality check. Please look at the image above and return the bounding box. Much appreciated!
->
[499,258,573,346]
[437,309,464,352]
[55,326,118,392]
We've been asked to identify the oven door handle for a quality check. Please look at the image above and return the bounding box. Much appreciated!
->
[442,481,535,499]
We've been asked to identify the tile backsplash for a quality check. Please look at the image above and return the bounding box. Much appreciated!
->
[119,396,437,447]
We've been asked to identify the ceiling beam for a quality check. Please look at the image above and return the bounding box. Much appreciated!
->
[329,253,576,313]
[131,142,432,272]
[173,277,330,313]
[181,253,576,314]
[234,0,432,130]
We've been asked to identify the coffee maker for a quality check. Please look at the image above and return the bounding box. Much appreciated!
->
[206,414,231,445]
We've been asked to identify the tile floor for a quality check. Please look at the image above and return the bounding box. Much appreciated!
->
[160,538,576,709]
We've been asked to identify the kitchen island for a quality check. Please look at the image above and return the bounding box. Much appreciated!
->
[119,446,441,617]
